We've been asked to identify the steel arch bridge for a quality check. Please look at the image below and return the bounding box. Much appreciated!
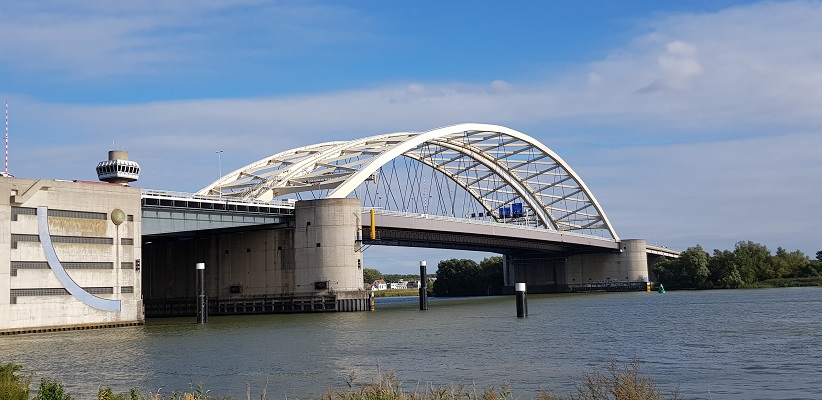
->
[197,123,619,241]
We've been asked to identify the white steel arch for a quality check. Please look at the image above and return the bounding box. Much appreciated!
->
[198,123,620,240]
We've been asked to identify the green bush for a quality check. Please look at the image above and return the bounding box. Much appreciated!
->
[0,363,30,400]
[325,369,513,400]
[96,387,141,400]
[750,276,822,288]
[36,379,72,400]
[538,358,680,400]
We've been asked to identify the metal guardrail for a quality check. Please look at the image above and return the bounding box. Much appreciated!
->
[136,193,676,255]
[645,244,681,257]
[362,208,616,242]
[137,194,670,251]
[362,209,678,253]
[141,189,296,208]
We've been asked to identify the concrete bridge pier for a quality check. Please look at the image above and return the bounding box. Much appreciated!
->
[142,198,369,316]
[503,239,650,293]
[294,198,369,311]
[565,239,649,287]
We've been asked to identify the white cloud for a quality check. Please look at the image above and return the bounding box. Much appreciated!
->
[656,40,702,90]
[665,41,697,58]
[0,0,368,78]
[587,72,603,86]
[583,2,822,129]
[490,80,514,93]
[574,130,822,255]
[5,1,822,262]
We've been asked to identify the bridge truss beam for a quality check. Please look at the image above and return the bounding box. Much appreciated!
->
[197,123,620,240]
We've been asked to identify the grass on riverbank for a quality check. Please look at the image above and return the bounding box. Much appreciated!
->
[1,358,678,400]
[746,277,822,288]
[0,363,30,400]
[372,288,421,297]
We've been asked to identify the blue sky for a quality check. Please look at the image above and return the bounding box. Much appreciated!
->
[3,0,821,273]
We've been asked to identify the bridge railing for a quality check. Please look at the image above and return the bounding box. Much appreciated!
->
[645,244,681,257]
[142,189,296,208]
[363,208,615,242]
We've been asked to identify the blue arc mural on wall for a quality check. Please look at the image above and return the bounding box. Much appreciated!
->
[37,206,121,312]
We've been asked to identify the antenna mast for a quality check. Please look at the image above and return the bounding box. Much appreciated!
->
[3,101,8,176]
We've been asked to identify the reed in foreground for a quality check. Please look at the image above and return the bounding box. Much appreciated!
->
[538,358,680,400]
[324,369,513,400]
[0,363,30,400]
[325,358,678,400]
[2,358,678,400]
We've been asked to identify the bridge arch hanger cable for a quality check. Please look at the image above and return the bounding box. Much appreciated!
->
[197,123,620,241]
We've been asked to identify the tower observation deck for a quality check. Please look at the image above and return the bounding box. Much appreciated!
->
[96,150,141,184]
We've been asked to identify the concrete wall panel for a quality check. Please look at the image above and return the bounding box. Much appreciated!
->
[1,177,142,333]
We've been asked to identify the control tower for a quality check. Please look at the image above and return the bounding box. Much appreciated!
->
[96,150,140,184]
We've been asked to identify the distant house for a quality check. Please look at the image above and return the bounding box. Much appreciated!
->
[406,280,422,289]
[372,279,387,291]
[389,279,408,290]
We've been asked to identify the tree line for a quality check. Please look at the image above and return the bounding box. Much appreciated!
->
[432,256,503,296]
[653,241,822,289]
[363,256,504,297]
[364,241,821,295]
[362,269,424,285]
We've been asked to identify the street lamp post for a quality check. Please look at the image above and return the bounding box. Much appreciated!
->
[216,150,223,199]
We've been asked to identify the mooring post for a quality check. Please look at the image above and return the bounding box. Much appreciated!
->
[515,282,527,318]
[419,260,428,310]
[196,262,207,323]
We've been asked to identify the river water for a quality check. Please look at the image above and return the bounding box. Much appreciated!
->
[1,287,820,399]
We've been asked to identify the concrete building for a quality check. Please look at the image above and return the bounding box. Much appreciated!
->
[1,176,144,334]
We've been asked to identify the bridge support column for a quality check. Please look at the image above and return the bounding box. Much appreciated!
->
[565,239,649,290]
[143,198,371,316]
[295,199,369,310]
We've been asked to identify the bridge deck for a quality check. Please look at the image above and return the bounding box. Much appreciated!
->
[141,189,294,235]
[138,191,678,256]
[362,209,619,254]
